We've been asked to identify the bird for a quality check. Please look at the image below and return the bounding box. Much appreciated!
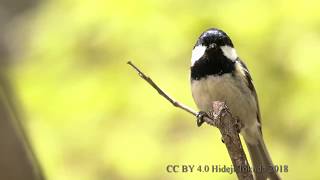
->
[190,28,280,180]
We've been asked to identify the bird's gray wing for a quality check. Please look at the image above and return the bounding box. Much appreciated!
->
[237,59,262,133]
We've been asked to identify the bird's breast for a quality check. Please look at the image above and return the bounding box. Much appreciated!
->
[191,74,257,126]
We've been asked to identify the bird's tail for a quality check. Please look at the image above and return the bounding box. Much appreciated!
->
[245,135,281,180]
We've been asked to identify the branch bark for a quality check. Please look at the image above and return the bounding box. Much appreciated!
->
[209,101,253,180]
[128,61,254,180]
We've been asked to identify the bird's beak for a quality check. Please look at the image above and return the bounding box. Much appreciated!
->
[207,43,216,51]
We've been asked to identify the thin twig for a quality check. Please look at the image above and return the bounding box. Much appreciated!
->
[127,61,197,116]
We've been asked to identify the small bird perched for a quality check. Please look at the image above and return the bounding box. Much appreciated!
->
[190,28,280,180]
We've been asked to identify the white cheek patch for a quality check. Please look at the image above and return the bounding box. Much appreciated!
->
[191,45,207,66]
[220,45,238,60]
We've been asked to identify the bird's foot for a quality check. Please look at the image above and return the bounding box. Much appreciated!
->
[196,111,208,127]
[234,118,242,133]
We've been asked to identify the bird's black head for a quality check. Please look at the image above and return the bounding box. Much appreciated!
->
[195,28,234,48]
[191,28,238,80]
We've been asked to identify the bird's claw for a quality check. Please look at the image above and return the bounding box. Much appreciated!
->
[221,137,225,143]
[196,111,207,127]
[234,118,242,133]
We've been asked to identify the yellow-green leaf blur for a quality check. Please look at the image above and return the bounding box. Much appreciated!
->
[7,0,320,179]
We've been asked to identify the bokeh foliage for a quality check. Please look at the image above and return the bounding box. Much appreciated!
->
[7,0,320,179]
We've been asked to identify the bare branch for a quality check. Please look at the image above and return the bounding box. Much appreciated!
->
[209,101,253,180]
[127,61,197,116]
[127,61,254,180]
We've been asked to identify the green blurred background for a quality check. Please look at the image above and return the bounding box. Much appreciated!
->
[2,0,320,179]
